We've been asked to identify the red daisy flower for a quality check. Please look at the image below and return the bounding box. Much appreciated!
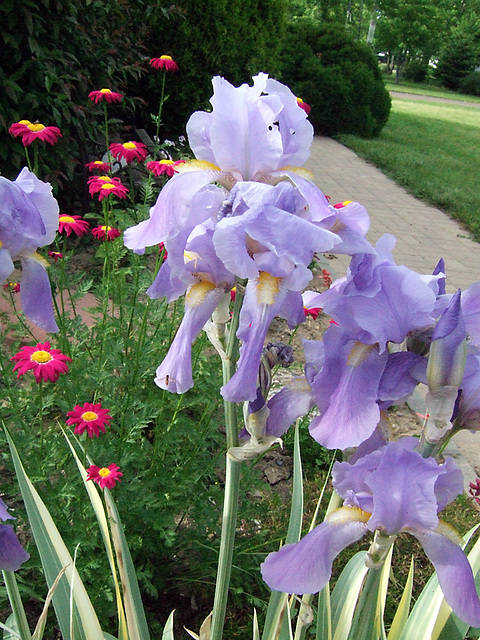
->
[88,89,123,104]
[109,141,148,164]
[3,282,20,293]
[11,341,72,384]
[296,97,311,115]
[58,215,90,237]
[150,55,179,72]
[96,181,129,202]
[48,251,63,262]
[66,402,113,437]
[86,464,122,489]
[147,159,186,177]
[9,120,62,147]
[85,160,112,173]
[92,226,121,242]
[333,200,353,209]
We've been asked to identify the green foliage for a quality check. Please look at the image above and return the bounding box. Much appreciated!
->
[278,20,391,137]
[459,72,480,96]
[138,0,288,137]
[403,60,429,83]
[435,16,480,91]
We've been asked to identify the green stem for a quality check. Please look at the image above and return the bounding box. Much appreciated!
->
[209,283,244,640]
[2,571,32,640]
[23,147,33,173]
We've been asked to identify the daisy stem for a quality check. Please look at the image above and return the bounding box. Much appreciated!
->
[210,281,243,640]
[24,147,33,173]
[33,144,39,176]
[155,72,167,148]
[38,380,44,456]
[103,103,111,163]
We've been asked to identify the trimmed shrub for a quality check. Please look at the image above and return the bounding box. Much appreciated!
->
[459,71,480,96]
[403,61,429,83]
[278,20,391,137]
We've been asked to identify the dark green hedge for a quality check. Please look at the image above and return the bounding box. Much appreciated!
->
[278,20,391,137]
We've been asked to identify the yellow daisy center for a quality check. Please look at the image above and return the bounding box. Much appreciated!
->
[19,120,32,125]
[98,175,112,182]
[101,183,116,190]
[93,161,104,165]
[82,411,98,421]
[31,350,52,364]
[100,89,112,94]
[28,123,45,132]
[123,142,137,149]
[98,468,111,477]
[160,159,175,165]
[101,226,112,231]
[59,215,75,223]
[161,55,172,60]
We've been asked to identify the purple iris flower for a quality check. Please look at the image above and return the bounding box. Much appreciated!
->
[0,168,59,332]
[261,438,480,628]
[316,235,440,352]
[0,497,29,571]
[150,222,235,394]
[453,344,480,430]
[124,73,333,254]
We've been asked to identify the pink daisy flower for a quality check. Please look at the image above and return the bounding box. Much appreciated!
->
[96,181,129,202]
[58,215,90,237]
[147,159,185,177]
[87,464,123,489]
[11,341,72,384]
[109,141,148,164]
[3,282,20,293]
[92,226,121,242]
[9,120,62,147]
[296,97,311,115]
[150,55,179,72]
[88,89,123,104]
[85,160,112,173]
[48,251,63,262]
[66,402,113,437]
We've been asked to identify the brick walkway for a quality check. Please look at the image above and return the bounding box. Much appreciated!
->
[305,136,480,290]
[305,136,480,479]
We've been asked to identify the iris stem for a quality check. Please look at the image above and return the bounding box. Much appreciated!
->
[2,571,32,640]
[210,282,244,640]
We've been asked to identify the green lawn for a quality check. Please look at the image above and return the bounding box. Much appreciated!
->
[339,97,480,240]
[383,79,480,103]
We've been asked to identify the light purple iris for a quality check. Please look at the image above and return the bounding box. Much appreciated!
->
[316,234,440,351]
[261,438,480,628]
[124,73,333,254]
[0,497,29,571]
[0,168,59,332]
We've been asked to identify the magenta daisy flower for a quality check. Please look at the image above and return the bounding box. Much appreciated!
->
[11,341,72,384]
[86,464,122,489]
[85,160,112,173]
[48,251,63,262]
[66,402,113,437]
[58,214,90,237]
[150,55,179,72]
[147,159,185,177]
[109,141,148,164]
[9,120,62,147]
[96,181,129,202]
[88,89,123,104]
[3,282,20,293]
[92,225,121,241]
[296,97,311,115]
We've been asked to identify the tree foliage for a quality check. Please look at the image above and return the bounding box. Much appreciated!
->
[279,20,391,137]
